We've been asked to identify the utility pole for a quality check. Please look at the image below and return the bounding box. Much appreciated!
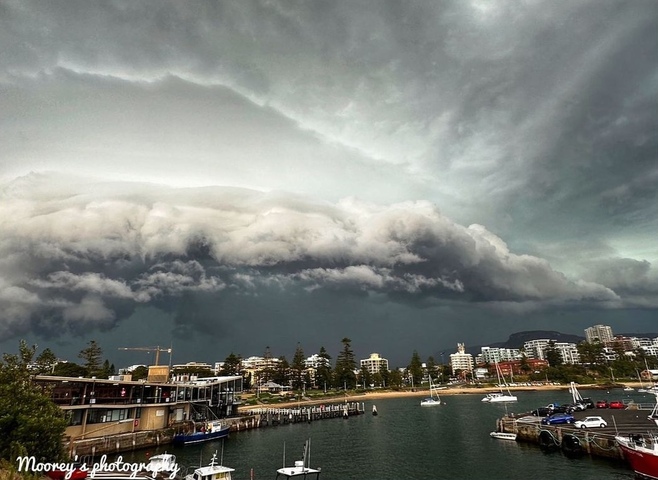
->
[118,346,172,366]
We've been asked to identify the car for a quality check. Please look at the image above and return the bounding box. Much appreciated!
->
[532,407,552,417]
[567,402,586,411]
[609,400,625,409]
[541,413,575,425]
[574,416,608,428]
[581,398,595,409]
[596,400,609,408]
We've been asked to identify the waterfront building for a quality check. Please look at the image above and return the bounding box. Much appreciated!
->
[522,339,580,364]
[34,369,243,456]
[480,346,522,364]
[449,343,473,375]
[360,353,389,375]
[304,353,331,369]
[585,324,614,344]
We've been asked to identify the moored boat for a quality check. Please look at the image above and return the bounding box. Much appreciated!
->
[276,439,321,480]
[615,433,658,479]
[184,451,234,480]
[173,420,230,446]
[490,432,517,441]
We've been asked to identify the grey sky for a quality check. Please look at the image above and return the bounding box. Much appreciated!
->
[1,0,657,367]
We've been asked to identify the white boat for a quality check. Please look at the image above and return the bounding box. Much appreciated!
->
[276,439,321,479]
[185,451,234,480]
[615,433,658,479]
[420,375,443,407]
[623,386,634,391]
[649,392,658,427]
[146,453,178,477]
[490,432,517,441]
[482,362,517,403]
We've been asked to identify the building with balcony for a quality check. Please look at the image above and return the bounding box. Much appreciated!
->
[449,343,473,375]
[359,353,389,375]
[585,324,614,344]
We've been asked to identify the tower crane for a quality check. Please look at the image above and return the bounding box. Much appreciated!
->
[118,346,172,366]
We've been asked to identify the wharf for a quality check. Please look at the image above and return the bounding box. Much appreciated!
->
[495,404,658,460]
[66,402,364,457]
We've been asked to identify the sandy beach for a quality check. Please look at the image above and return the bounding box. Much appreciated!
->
[238,381,643,410]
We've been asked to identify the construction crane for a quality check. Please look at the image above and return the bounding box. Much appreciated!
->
[118,346,172,366]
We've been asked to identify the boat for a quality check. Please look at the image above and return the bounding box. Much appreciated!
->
[649,392,658,426]
[146,453,179,477]
[420,375,443,406]
[276,439,321,480]
[372,405,378,416]
[184,451,235,480]
[490,432,517,441]
[172,419,230,446]
[623,386,634,392]
[482,362,517,403]
[615,433,658,479]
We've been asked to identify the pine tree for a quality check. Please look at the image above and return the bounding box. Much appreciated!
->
[334,337,357,389]
[291,343,306,390]
[315,346,333,392]
[219,353,242,376]
[34,347,59,375]
[408,350,423,386]
[78,340,103,377]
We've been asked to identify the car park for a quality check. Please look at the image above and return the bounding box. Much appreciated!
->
[609,400,625,409]
[574,416,607,428]
[541,413,575,425]
[596,400,609,408]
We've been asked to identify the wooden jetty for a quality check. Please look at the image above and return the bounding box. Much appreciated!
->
[494,401,658,461]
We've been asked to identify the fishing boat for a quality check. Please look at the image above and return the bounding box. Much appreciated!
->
[184,451,235,480]
[482,362,517,403]
[146,453,179,477]
[489,432,517,441]
[420,375,442,407]
[173,419,230,446]
[275,439,321,479]
[615,433,658,479]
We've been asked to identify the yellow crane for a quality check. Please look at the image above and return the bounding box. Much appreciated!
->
[118,346,172,366]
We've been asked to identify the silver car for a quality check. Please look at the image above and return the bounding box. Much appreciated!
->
[574,416,607,428]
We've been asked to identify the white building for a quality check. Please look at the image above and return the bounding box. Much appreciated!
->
[479,347,522,364]
[450,343,474,375]
[523,340,580,364]
[304,353,331,369]
[360,353,389,375]
[585,324,614,344]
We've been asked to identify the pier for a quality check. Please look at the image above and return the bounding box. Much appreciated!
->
[66,402,365,456]
[494,402,657,460]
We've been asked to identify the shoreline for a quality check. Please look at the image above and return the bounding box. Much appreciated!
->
[238,381,647,411]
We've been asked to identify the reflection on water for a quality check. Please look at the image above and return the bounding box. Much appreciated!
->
[115,389,641,480]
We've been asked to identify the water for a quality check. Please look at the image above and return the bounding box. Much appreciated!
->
[117,389,654,480]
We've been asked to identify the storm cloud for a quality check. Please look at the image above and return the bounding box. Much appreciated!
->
[1,0,657,363]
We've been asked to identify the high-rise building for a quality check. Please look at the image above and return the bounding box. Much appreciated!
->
[585,325,614,344]
[450,343,474,375]
[360,353,389,375]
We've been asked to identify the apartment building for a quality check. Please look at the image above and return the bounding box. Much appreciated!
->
[360,352,389,375]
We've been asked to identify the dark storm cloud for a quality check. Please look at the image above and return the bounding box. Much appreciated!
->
[0,173,635,341]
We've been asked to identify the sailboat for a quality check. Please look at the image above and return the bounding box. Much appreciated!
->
[420,375,442,406]
[276,439,322,479]
[482,362,517,403]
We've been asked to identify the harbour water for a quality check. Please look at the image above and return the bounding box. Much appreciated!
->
[117,389,657,480]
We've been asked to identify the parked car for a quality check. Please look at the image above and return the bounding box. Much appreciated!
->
[567,402,586,411]
[532,407,552,417]
[574,416,608,428]
[596,400,609,408]
[581,397,595,409]
[609,400,625,409]
[541,413,575,425]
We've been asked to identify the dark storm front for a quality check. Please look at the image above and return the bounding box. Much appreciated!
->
[119,392,636,480]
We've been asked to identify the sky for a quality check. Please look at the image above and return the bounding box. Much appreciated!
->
[1,0,657,368]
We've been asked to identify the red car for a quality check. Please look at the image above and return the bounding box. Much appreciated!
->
[609,400,625,409]
[596,400,609,408]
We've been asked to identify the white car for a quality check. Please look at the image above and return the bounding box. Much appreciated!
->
[574,416,607,428]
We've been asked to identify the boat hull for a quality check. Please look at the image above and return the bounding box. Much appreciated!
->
[616,437,658,479]
[172,425,230,445]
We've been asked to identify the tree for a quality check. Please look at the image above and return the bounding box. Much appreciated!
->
[53,362,88,378]
[407,351,423,386]
[291,343,306,390]
[78,340,103,377]
[0,341,67,462]
[334,338,357,389]
[130,365,149,381]
[272,356,290,386]
[544,341,563,367]
[219,353,242,376]
[34,347,59,375]
[426,356,437,378]
[357,366,372,389]
[315,346,333,391]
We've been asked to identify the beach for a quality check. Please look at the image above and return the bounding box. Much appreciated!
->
[238,381,640,410]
